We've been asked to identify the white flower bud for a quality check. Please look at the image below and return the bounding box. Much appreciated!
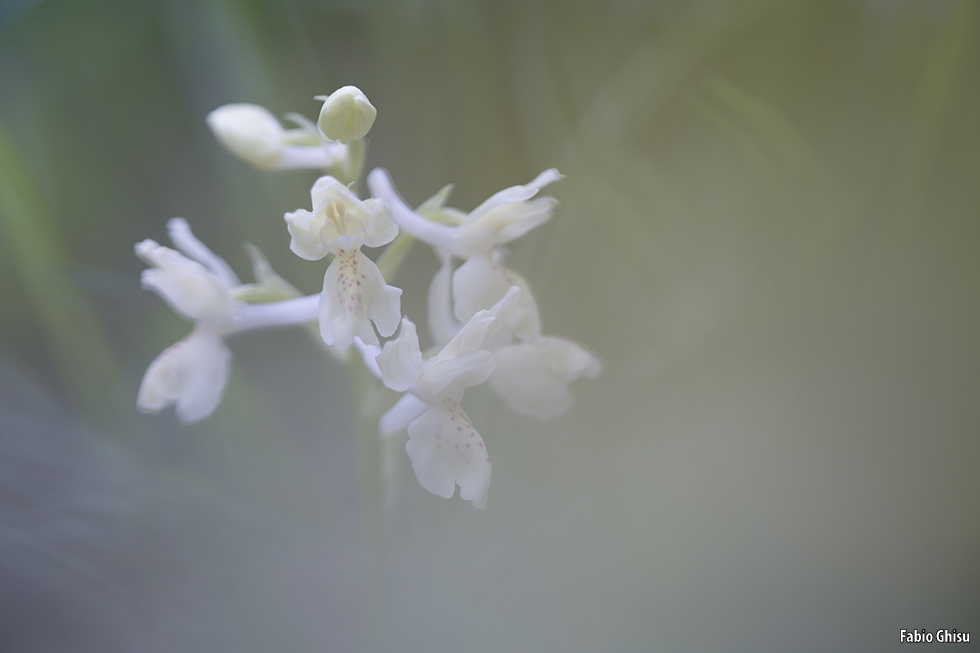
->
[206,104,285,169]
[317,86,377,144]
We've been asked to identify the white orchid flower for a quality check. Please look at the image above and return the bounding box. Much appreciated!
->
[425,254,601,419]
[135,219,240,423]
[284,175,401,347]
[207,103,348,171]
[136,219,325,423]
[367,167,561,340]
[355,288,520,509]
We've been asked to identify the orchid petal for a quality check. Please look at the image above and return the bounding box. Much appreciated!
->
[135,240,232,323]
[206,104,285,169]
[137,331,232,424]
[452,254,540,341]
[284,208,331,261]
[416,349,494,399]
[489,336,601,418]
[405,398,491,509]
[288,176,396,256]
[456,195,558,251]
[319,248,402,347]
[464,168,563,223]
[167,218,240,287]
[376,318,424,392]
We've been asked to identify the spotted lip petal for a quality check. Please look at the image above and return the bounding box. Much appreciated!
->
[319,248,402,347]
[137,331,232,424]
[373,291,523,508]
[405,397,491,509]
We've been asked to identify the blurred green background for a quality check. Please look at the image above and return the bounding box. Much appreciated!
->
[1,0,978,651]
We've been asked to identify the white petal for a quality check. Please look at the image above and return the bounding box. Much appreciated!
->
[452,254,540,341]
[284,208,331,261]
[137,331,232,424]
[206,104,285,169]
[405,398,492,509]
[292,176,397,253]
[489,337,601,418]
[360,199,399,249]
[376,318,424,392]
[454,169,562,251]
[319,248,402,347]
[310,174,351,207]
[378,392,427,437]
[414,305,506,398]
[464,168,563,223]
[456,196,558,252]
[166,218,240,288]
[136,240,232,323]
[416,349,494,399]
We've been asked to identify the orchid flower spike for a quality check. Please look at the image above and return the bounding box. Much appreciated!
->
[207,103,347,171]
[368,287,521,509]
[284,175,401,347]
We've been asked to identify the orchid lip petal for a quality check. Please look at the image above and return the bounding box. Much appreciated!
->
[137,331,232,424]
[405,398,491,509]
[319,248,402,347]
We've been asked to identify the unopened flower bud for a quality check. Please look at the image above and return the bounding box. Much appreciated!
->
[317,86,376,144]
[207,104,285,169]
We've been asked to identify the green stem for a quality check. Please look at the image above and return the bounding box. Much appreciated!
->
[349,360,392,652]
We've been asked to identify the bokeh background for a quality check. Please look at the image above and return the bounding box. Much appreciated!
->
[1,0,978,651]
